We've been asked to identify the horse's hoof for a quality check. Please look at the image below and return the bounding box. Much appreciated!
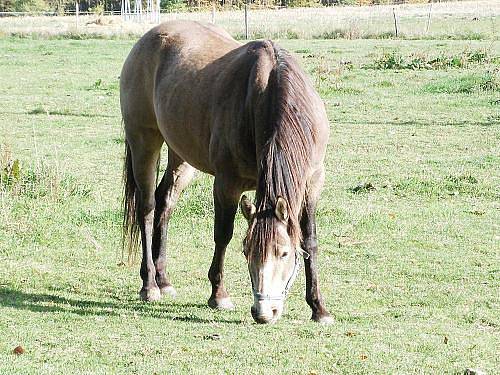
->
[312,314,334,325]
[208,297,235,310]
[139,287,162,302]
[160,285,177,298]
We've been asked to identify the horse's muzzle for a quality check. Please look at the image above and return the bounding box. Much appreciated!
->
[251,300,283,324]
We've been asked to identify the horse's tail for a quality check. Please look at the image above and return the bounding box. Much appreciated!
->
[123,140,140,263]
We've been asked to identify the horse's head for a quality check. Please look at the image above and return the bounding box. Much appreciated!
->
[240,195,303,324]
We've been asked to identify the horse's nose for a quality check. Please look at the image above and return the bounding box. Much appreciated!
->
[251,303,282,324]
[251,306,273,324]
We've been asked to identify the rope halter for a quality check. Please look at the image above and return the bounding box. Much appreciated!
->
[252,251,301,302]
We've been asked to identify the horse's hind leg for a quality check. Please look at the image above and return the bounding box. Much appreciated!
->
[152,149,196,297]
[127,128,164,302]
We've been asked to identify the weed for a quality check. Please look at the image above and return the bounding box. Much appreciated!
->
[28,105,48,115]
[313,25,361,40]
[368,49,491,70]
[0,145,91,200]
[87,78,119,92]
[0,145,21,187]
[424,72,499,94]
[393,174,489,198]
[376,80,393,87]
[372,51,406,69]
[92,78,103,89]
[284,29,299,40]
[313,55,360,96]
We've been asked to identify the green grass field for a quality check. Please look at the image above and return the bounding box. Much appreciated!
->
[0,33,499,374]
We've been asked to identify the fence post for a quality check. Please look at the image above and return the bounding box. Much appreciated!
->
[156,0,161,23]
[211,3,215,24]
[244,3,249,39]
[425,2,433,34]
[392,7,399,37]
[76,1,79,29]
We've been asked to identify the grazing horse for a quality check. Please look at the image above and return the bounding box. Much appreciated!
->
[120,20,331,324]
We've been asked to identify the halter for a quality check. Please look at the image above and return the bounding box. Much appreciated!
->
[252,252,301,302]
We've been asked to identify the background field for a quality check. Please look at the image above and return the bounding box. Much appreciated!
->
[0,5,499,374]
[1,0,499,40]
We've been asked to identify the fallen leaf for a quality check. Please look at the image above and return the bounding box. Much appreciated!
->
[345,331,357,337]
[13,346,25,355]
[203,333,221,340]
[360,354,368,360]
[468,210,485,216]
[444,336,448,344]
[350,182,376,194]
[464,369,485,375]
[388,213,396,219]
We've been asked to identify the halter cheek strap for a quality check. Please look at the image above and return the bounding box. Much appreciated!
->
[252,253,300,302]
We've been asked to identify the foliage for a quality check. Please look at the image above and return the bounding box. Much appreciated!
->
[2,0,50,12]
[160,0,186,11]
[287,0,321,7]
[0,0,474,12]
[89,3,104,15]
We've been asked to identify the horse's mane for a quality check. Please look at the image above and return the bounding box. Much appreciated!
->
[246,43,317,261]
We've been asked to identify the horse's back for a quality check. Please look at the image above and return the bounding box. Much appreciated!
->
[120,20,238,105]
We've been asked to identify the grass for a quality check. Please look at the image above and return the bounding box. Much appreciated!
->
[0,34,499,374]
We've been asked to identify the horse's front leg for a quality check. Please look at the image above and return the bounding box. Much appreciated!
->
[207,177,241,310]
[301,197,333,324]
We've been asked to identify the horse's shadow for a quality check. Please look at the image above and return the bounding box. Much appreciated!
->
[0,286,243,324]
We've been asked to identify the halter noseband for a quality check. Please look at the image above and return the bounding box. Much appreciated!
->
[252,252,301,302]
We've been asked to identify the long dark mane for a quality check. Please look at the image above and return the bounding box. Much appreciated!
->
[247,43,317,260]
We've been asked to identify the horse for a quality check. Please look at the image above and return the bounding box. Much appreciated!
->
[120,20,332,324]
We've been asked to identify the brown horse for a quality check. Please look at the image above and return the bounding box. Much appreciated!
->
[120,20,331,324]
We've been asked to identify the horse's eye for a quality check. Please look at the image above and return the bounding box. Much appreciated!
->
[281,251,289,259]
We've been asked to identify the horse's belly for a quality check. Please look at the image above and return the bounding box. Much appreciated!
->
[159,120,214,175]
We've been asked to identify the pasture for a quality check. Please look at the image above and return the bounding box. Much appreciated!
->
[0,16,499,375]
[0,1,498,40]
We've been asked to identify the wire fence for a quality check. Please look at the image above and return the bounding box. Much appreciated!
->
[0,0,497,40]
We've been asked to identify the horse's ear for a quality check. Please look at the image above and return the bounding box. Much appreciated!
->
[275,197,289,223]
[240,195,256,221]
